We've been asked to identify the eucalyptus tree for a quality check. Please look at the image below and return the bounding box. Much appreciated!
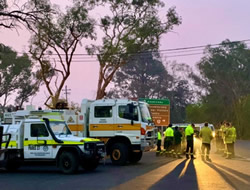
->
[84,0,181,99]
[107,53,195,122]
[188,40,250,137]
[29,0,96,108]
[0,0,52,30]
[107,51,173,99]
[0,43,39,111]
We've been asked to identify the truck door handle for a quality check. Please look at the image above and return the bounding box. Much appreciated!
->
[25,138,28,141]
[118,125,123,128]
[93,126,98,128]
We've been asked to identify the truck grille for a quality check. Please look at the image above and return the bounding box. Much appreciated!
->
[147,131,152,137]
[84,142,105,153]
[84,142,96,150]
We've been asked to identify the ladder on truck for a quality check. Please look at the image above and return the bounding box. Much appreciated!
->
[0,126,11,157]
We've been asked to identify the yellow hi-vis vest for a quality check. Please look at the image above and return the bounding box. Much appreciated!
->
[157,132,162,140]
[185,125,194,136]
[221,125,226,139]
[185,125,194,141]
[200,126,213,144]
[231,126,236,142]
[165,127,174,137]
[225,127,233,143]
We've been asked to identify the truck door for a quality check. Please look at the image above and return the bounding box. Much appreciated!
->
[89,105,115,137]
[115,104,141,136]
[23,122,53,159]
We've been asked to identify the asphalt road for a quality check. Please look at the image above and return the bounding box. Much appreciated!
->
[235,140,250,158]
[1,140,250,190]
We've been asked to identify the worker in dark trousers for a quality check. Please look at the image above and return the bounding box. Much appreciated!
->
[185,123,195,159]
[164,124,174,157]
[173,126,182,158]
[156,128,162,156]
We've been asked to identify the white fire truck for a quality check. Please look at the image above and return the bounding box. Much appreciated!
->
[0,118,105,174]
[3,99,157,165]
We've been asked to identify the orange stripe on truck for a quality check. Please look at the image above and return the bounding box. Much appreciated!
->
[89,124,141,131]
[146,126,154,130]
[68,124,84,131]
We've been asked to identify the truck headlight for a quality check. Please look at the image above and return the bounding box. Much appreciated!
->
[212,131,215,138]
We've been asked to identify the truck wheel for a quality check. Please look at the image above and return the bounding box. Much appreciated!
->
[129,151,143,164]
[58,152,79,174]
[82,159,99,171]
[5,160,21,171]
[110,143,128,165]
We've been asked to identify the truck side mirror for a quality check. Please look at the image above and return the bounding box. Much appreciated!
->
[128,103,135,113]
[127,103,136,124]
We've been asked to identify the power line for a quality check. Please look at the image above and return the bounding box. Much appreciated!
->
[164,52,204,58]
[7,38,250,59]
[49,41,250,60]
[47,43,250,62]
[37,38,250,56]
[53,52,204,62]
[158,39,250,52]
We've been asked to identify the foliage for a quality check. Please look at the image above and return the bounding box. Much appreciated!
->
[14,77,40,108]
[0,43,39,111]
[84,0,181,99]
[169,80,192,123]
[29,0,96,108]
[107,52,173,99]
[198,40,250,102]
[234,95,250,139]
[69,101,81,112]
[0,0,52,30]
[187,40,250,138]
[186,100,226,125]
[108,51,195,123]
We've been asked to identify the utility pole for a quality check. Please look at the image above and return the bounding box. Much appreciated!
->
[62,85,71,103]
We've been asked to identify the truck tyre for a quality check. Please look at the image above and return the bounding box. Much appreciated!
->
[58,151,79,174]
[128,151,143,164]
[110,143,128,165]
[5,160,21,171]
[82,159,99,171]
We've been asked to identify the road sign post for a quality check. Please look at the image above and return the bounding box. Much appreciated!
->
[139,98,170,126]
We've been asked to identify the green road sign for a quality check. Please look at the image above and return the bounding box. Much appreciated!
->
[139,98,170,126]
[139,98,170,105]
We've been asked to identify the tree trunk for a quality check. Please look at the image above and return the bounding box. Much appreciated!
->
[96,65,104,100]
[96,65,119,100]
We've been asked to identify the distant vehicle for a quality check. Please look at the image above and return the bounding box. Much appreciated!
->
[194,123,215,138]
[172,123,189,129]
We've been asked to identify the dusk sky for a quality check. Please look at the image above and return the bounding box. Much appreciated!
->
[1,0,250,108]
